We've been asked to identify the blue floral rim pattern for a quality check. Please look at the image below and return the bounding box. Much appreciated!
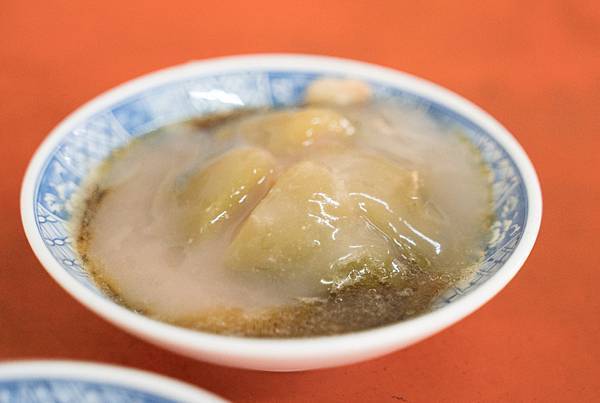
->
[0,378,176,403]
[32,70,528,306]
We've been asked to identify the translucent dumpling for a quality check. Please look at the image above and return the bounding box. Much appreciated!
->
[324,150,486,269]
[175,146,277,242]
[218,107,356,157]
[226,159,401,292]
[321,151,438,268]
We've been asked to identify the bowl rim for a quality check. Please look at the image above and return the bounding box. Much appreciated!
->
[20,54,542,366]
[0,360,224,401]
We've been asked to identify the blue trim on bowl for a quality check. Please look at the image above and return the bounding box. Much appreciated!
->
[31,70,528,305]
[0,378,177,403]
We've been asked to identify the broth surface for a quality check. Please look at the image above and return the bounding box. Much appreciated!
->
[75,87,493,337]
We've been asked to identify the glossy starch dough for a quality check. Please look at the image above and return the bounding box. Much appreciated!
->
[226,151,435,293]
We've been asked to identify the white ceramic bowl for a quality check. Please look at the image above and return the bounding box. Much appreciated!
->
[21,54,542,371]
[0,360,225,402]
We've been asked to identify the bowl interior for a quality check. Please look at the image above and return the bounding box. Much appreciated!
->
[31,66,528,311]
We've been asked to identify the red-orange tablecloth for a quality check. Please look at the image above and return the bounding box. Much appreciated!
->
[2,1,599,401]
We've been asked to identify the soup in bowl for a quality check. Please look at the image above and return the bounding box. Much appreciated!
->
[21,55,541,371]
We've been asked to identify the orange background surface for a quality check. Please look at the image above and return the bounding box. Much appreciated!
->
[1,1,599,401]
